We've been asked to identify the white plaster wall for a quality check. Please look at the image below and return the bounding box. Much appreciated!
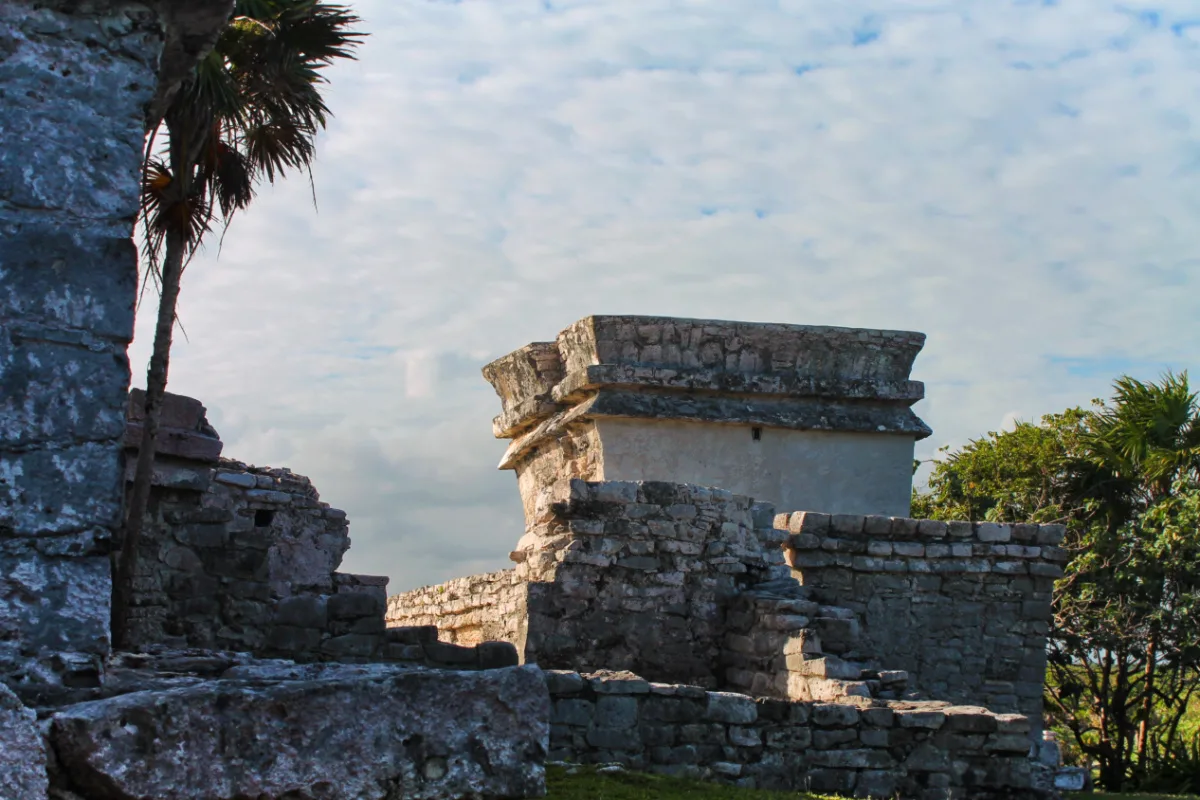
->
[594,418,914,517]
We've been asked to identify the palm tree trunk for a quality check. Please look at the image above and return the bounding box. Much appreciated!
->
[111,224,186,650]
[1136,630,1159,767]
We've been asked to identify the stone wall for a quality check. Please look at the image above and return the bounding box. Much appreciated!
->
[385,568,526,647]
[781,510,1068,722]
[128,457,354,652]
[546,670,1040,799]
[593,418,918,518]
[1,0,234,702]
[389,479,791,686]
[0,0,166,697]
[120,393,521,671]
[521,482,787,687]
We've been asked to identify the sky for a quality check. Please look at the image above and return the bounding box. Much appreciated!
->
[129,0,1200,594]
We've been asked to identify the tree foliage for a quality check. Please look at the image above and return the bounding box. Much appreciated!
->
[913,374,1200,791]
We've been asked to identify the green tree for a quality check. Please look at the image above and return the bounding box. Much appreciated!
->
[114,0,364,649]
[914,374,1200,791]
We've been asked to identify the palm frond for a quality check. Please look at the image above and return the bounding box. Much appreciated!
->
[139,0,363,276]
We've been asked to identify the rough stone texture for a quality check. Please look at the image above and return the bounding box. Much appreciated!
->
[49,665,550,800]
[391,480,790,686]
[547,671,1044,800]
[0,682,48,799]
[780,511,1068,726]
[0,0,163,698]
[0,0,232,700]
[126,455,356,653]
[386,568,527,647]
[389,475,1071,796]
[121,395,518,671]
[484,315,931,523]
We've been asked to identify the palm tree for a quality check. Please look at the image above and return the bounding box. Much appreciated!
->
[1087,372,1200,499]
[113,0,364,649]
[1080,372,1200,772]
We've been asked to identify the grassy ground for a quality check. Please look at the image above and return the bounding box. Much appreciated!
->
[546,766,1200,800]
[546,765,837,799]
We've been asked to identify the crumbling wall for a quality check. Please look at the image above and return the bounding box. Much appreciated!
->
[122,393,520,669]
[546,670,1038,798]
[781,511,1067,722]
[386,569,526,647]
[129,457,357,651]
[389,479,790,686]
[0,0,165,697]
[519,481,786,686]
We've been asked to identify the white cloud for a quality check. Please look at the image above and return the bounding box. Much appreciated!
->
[129,0,1200,592]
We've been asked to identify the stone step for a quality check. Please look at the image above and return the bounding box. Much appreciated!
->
[787,654,864,680]
[785,673,873,701]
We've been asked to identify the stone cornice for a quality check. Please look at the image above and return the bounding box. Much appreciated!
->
[485,315,931,440]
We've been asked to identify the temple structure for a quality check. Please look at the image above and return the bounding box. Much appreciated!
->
[484,315,931,525]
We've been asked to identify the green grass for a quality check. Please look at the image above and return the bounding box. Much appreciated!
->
[546,766,1200,800]
[546,765,836,799]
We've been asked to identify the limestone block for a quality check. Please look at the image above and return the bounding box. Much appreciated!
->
[50,666,549,800]
[975,523,1012,543]
[917,520,948,538]
[788,511,830,534]
[1036,524,1066,545]
[0,549,110,661]
[811,703,860,728]
[895,708,946,729]
[704,692,757,724]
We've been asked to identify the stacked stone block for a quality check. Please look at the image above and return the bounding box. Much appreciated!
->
[385,568,527,646]
[119,393,520,672]
[389,479,793,686]
[721,580,911,704]
[547,671,1041,799]
[520,481,783,685]
[780,510,1068,724]
[0,0,167,700]
[127,455,352,652]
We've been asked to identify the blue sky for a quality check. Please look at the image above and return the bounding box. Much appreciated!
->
[130,0,1200,592]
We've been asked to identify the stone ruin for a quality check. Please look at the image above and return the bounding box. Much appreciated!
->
[118,389,517,671]
[0,0,1079,794]
[1,3,544,798]
[388,314,1083,797]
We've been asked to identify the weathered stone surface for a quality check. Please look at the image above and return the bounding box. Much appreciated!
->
[485,316,929,437]
[0,0,224,693]
[484,316,930,524]
[51,666,549,800]
[778,510,1070,726]
[547,672,1043,797]
[0,682,48,800]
